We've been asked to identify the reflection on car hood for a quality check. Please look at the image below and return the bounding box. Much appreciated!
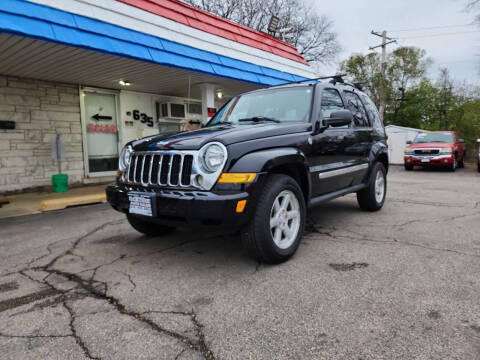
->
[131,123,311,151]
[408,142,453,149]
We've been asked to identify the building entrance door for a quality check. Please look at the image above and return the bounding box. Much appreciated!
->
[82,91,119,175]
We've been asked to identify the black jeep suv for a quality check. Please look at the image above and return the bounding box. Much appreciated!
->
[107,80,389,264]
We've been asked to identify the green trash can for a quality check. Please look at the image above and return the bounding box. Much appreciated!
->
[52,174,68,193]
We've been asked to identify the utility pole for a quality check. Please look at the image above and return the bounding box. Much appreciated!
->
[370,30,396,121]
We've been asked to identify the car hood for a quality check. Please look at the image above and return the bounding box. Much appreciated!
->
[407,142,453,149]
[131,122,311,151]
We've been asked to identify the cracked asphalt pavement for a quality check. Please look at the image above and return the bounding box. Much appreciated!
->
[1,166,479,359]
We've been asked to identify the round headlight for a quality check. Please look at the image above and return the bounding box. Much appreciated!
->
[119,145,133,171]
[200,143,226,173]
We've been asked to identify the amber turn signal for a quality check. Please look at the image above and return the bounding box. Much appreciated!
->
[218,173,257,184]
[236,200,247,213]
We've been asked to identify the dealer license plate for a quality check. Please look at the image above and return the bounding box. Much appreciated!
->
[128,193,153,216]
[421,158,430,163]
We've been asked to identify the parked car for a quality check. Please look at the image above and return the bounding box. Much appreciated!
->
[477,139,480,172]
[404,131,466,171]
[106,79,389,264]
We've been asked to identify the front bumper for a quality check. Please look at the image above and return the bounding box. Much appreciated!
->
[106,184,254,230]
[404,154,454,166]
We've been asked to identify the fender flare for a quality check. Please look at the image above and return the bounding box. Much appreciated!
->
[366,142,389,180]
[228,147,311,199]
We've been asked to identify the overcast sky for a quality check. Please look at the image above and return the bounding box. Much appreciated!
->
[309,0,480,84]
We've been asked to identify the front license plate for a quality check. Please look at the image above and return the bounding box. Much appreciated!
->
[129,193,153,217]
[421,158,430,163]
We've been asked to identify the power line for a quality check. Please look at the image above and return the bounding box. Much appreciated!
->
[396,30,480,39]
[388,23,476,32]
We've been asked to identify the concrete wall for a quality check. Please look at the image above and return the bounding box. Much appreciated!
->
[0,76,84,192]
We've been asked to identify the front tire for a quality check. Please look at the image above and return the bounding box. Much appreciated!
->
[449,156,457,172]
[357,162,387,212]
[127,214,175,236]
[404,164,414,171]
[241,174,306,264]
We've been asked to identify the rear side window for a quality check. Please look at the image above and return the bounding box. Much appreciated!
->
[321,89,345,118]
[359,93,382,129]
[343,91,369,127]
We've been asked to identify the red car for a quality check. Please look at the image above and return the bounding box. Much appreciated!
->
[404,131,466,171]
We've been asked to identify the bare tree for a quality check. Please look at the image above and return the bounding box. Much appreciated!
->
[184,0,340,65]
[466,0,480,23]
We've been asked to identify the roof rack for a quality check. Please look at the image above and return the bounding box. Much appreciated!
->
[275,74,348,87]
[271,74,367,92]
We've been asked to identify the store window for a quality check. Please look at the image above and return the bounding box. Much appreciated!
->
[83,91,119,174]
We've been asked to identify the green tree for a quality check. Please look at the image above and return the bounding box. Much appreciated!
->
[339,52,382,106]
[339,46,431,125]
[389,79,437,129]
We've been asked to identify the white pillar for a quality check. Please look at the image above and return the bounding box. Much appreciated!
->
[199,83,216,124]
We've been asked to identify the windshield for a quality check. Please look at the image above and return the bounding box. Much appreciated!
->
[413,132,454,143]
[207,86,313,126]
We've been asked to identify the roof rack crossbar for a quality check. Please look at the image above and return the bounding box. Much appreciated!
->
[274,74,348,87]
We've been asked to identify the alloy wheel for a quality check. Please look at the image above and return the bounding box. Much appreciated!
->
[269,190,301,249]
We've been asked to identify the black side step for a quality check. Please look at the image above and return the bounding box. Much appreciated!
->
[309,183,367,208]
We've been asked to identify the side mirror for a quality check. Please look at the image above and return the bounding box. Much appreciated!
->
[324,110,353,128]
[406,140,412,145]
[457,139,465,143]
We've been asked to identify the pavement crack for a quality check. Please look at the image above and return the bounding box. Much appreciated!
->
[306,223,480,259]
[4,220,216,359]
[389,198,467,208]
[46,269,215,359]
[0,281,19,293]
[0,288,61,313]
[43,220,125,270]
[175,348,187,360]
[394,212,480,229]
[0,332,72,339]
[120,271,136,292]
[87,255,127,286]
[64,301,100,360]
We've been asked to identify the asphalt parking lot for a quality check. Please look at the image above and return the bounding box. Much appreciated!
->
[1,166,479,360]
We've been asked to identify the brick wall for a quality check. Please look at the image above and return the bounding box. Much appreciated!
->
[0,76,85,192]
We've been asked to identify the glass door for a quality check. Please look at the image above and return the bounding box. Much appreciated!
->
[82,91,119,175]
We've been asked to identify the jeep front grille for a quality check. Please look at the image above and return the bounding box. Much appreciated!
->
[126,152,194,187]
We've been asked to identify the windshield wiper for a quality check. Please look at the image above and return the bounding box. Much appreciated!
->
[238,116,280,123]
[208,121,232,126]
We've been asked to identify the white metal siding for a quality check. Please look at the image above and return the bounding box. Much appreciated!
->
[27,0,317,79]
[386,126,424,165]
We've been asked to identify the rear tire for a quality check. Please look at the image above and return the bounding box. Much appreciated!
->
[404,164,414,171]
[357,162,387,212]
[241,174,306,264]
[458,153,465,168]
[127,214,175,236]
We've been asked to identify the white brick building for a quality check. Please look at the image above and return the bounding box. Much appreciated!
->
[0,0,315,192]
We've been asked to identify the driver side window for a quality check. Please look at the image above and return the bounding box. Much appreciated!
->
[321,88,348,129]
[321,88,345,118]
